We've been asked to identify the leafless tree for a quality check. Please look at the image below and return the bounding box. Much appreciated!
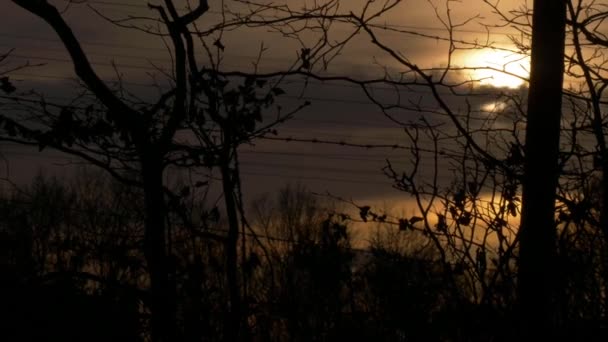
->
[0,1,402,341]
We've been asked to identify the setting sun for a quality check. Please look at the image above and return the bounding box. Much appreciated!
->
[463,48,530,89]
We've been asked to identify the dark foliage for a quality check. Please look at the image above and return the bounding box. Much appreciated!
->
[1,174,606,341]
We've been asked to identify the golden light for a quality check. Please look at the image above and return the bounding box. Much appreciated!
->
[462,48,530,89]
[480,101,507,112]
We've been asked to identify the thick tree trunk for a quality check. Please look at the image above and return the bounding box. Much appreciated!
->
[142,153,176,342]
[220,148,242,342]
[518,0,567,339]
[600,172,608,324]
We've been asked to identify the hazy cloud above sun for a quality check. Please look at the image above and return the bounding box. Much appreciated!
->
[2,0,532,83]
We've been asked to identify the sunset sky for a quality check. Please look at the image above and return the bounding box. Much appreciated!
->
[0,0,536,209]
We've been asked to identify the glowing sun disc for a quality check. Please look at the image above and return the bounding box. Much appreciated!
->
[463,49,530,89]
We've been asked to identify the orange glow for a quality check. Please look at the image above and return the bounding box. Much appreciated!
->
[462,48,530,89]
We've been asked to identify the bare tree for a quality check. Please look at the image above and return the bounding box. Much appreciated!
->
[1,0,408,340]
[253,0,603,338]
[4,0,608,340]
[0,1,338,340]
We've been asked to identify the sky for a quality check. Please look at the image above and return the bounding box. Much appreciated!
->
[0,0,535,213]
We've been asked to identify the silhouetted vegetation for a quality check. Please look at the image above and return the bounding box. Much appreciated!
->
[3,0,608,341]
[1,171,606,341]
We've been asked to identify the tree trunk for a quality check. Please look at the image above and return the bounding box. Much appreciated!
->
[518,0,567,339]
[142,153,176,342]
[220,146,242,342]
[600,169,608,325]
